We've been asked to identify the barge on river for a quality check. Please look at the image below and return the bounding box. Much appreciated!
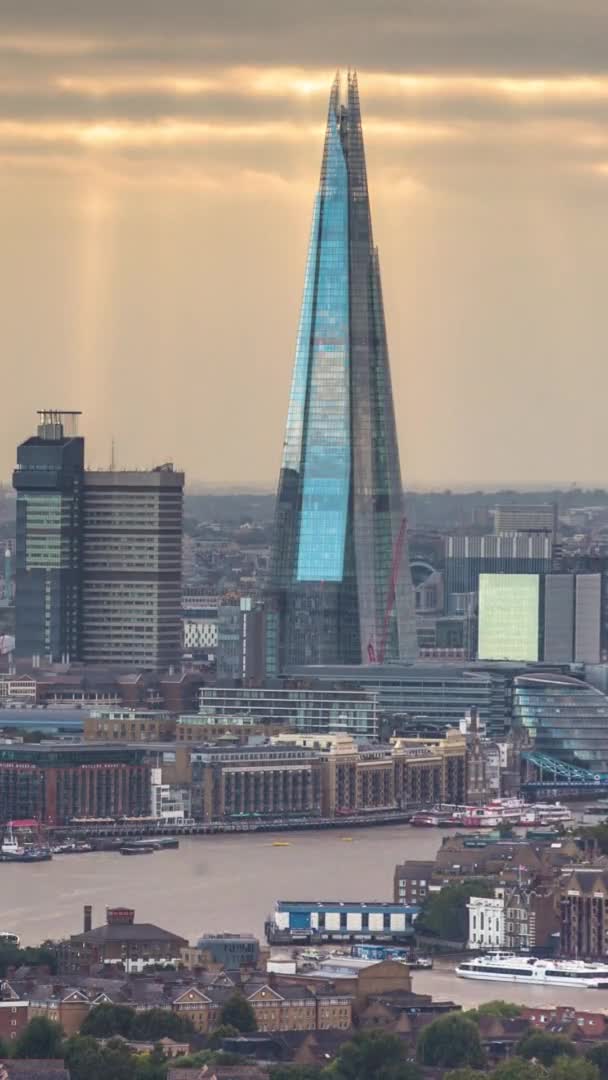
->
[266,900,419,946]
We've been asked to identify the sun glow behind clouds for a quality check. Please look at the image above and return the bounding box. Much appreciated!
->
[51,66,608,104]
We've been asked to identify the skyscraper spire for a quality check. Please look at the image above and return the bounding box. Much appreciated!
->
[266,74,417,672]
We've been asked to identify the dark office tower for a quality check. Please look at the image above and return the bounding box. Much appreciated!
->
[13,411,84,661]
[82,465,183,669]
[266,73,417,673]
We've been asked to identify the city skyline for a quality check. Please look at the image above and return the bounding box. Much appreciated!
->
[3,1,608,489]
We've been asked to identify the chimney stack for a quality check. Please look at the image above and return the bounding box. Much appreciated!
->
[84,905,92,933]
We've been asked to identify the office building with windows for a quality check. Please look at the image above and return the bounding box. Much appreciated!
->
[286,662,512,739]
[216,597,266,682]
[514,672,608,773]
[266,72,416,673]
[13,411,84,662]
[446,533,553,610]
[494,504,557,538]
[478,572,601,664]
[81,466,183,669]
[478,574,541,662]
[196,682,380,740]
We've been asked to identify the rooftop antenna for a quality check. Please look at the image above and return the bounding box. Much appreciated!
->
[110,437,116,472]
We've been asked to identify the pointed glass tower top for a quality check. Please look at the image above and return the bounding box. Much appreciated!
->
[267,72,417,672]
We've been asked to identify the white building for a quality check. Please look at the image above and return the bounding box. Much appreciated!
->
[150,767,192,824]
[183,619,218,651]
[467,891,505,949]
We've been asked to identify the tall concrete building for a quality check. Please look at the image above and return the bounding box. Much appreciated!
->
[81,466,184,669]
[216,597,266,683]
[494,504,557,538]
[13,411,84,661]
[266,72,416,673]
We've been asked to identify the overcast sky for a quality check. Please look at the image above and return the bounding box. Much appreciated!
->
[2,0,608,490]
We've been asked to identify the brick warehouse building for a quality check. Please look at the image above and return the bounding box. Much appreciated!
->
[0,744,151,825]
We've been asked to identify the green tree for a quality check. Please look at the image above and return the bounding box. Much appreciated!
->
[586,1044,608,1080]
[0,1036,10,1058]
[206,1023,239,1049]
[13,1016,64,1059]
[63,1035,109,1080]
[518,1033,577,1067]
[133,1052,168,1080]
[331,1030,419,1080]
[493,1058,545,1080]
[130,1007,194,1042]
[475,1001,524,1020]
[100,1037,136,1080]
[0,943,57,977]
[416,1014,485,1069]
[219,993,257,1033]
[81,1003,136,1038]
[550,1057,599,1080]
[416,880,494,942]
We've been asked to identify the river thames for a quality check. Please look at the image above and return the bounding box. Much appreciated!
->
[2,823,607,1009]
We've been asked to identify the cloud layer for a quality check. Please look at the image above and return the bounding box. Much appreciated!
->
[2,0,608,488]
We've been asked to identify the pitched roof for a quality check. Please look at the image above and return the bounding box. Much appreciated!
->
[0,1063,70,1080]
[70,922,187,945]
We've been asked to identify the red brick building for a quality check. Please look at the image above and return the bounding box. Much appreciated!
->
[0,999,29,1046]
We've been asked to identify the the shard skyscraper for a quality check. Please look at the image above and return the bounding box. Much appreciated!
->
[266,72,417,673]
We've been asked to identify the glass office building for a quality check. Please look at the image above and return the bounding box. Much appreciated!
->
[13,411,84,661]
[267,72,416,672]
[514,673,608,773]
[478,573,540,662]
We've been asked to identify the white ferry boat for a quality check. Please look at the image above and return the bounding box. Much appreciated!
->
[460,807,501,828]
[486,798,528,823]
[456,953,608,989]
[520,803,572,827]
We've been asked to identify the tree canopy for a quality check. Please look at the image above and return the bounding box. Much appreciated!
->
[330,1030,420,1080]
[492,1058,546,1080]
[550,1057,599,1080]
[0,942,58,977]
[416,879,494,942]
[13,1016,64,1059]
[518,1032,577,1067]
[586,1043,608,1080]
[416,1013,485,1068]
[64,1034,167,1080]
[219,993,257,1033]
[80,1002,193,1042]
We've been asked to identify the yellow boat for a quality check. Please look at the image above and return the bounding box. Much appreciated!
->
[271,841,291,847]
[340,836,354,842]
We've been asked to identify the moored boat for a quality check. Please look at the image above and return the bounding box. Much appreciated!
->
[520,802,572,827]
[410,813,440,827]
[456,953,608,989]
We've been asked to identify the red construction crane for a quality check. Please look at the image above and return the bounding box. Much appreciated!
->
[367,515,408,665]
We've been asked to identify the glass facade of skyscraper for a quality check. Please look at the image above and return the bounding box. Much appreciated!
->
[267,73,416,672]
[13,415,84,662]
[514,673,608,773]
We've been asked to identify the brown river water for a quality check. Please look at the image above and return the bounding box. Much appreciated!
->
[2,823,608,1010]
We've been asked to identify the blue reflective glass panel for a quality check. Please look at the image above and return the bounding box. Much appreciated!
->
[296,115,350,582]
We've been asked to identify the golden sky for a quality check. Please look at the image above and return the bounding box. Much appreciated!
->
[2,0,608,489]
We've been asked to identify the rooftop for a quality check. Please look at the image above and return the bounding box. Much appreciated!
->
[70,922,188,946]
